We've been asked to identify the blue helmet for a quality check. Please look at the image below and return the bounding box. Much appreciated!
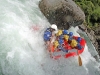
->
[59,35,63,39]
[69,32,73,36]
[77,43,82,50]
[77,37,82,43]
[58,39,64,45]
[63,30,68,35]
[43,31,52,41]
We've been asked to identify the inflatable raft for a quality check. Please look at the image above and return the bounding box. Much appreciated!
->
[49,36,86,59]
[43,28,86,59]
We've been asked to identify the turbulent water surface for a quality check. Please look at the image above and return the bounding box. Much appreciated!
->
[0,0,100,75]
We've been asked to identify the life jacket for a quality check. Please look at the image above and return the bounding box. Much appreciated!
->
[43,28,52,41]
[56,30,63,36]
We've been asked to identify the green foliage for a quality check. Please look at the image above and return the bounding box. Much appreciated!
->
[91,7,100,21]
[74,0,100,28]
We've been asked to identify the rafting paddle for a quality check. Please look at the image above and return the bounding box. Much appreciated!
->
[78,55,82,66]
[77,50,82,66]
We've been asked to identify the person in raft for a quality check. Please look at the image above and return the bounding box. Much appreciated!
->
[43,24,58,51]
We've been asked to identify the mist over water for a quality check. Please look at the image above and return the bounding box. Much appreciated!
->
[0,0,100,75]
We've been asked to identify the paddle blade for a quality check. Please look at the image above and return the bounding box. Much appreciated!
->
[78,55,82,66]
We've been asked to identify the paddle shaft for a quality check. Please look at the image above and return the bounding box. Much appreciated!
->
[77,50,82,66]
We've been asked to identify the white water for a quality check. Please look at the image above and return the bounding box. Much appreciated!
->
[0,0,100,75]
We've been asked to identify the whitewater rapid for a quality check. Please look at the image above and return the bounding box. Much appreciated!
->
[0,0,100,75]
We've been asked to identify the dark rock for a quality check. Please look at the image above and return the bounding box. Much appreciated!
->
[92,26,100,54]
[93,55,99,61]
[39,0,85,29]
[78,24,87,31]
[94,26,100,35]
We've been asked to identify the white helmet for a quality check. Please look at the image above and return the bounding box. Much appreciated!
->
[51,24,57,30]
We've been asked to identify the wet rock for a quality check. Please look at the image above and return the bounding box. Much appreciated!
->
[39,0,85,29]
[94,26,100,56]
[78,24,87,31]
[86,29,98,51]
[94,26,100,35]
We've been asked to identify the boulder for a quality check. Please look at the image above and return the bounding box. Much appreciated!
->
[39,0,85,29]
